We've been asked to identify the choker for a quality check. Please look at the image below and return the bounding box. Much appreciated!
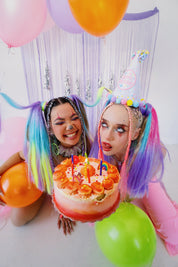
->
[52,139,83,158]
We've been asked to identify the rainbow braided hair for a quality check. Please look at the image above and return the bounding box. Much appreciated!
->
[126,104,164,198]
[0,92,53,194]
[90,98,165,199]
[89,50,165,198]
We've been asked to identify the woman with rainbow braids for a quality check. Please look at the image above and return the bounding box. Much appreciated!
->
[0,93,92,234]
[90,50,178,255]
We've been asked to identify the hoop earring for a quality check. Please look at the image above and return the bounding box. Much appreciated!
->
[51,143,60,156]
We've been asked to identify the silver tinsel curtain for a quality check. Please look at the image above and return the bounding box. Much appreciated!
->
[21,8,159,135]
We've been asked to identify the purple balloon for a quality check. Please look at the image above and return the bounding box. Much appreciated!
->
[46,0,83,33]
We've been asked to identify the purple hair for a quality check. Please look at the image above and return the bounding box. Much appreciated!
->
[127,106,164,197]
[89,101,165,198]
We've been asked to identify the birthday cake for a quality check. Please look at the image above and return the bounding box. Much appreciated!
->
[52,155,120,222]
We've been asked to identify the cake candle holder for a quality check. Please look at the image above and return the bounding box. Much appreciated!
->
[85,152,89,165]
[87,167,90,183]
[71,155,74,181]
[84,152,90,183]
[100,160,103,175]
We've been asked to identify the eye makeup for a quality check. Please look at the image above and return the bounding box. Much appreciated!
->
[53,112,79,125]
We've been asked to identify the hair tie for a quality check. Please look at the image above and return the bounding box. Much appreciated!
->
[139,103,152,116]
[41,101,47,111]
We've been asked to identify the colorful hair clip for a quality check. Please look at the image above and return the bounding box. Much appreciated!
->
[41,101,47,111]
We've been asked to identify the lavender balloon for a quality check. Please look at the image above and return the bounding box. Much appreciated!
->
[46,0,83,33]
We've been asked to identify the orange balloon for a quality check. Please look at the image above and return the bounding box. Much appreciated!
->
[68,0,129,37]
[0,162,43,208]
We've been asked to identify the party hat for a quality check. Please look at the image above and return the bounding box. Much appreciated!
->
[110,50,149,108]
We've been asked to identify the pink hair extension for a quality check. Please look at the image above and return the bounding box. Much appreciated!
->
[97,120,103,160]
[149,106,160,143]
[97,103,113,160]
[119,105,132,199]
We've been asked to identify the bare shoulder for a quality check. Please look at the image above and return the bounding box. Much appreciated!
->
[19,151,25,160]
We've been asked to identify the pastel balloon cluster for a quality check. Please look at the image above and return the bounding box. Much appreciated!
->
[0,0,129,48]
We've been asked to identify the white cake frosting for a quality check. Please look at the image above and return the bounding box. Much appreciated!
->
[53,156,120,222]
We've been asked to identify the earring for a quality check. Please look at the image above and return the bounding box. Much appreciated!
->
[52,143,60,156]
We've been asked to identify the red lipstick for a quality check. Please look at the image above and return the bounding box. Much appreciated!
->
[102,142,112,151]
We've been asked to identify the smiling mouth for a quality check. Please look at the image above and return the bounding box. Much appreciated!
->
[64,131,78,139]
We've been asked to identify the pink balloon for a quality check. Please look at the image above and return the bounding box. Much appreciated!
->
[46,0,83,33]
[0,117,27,162]
[41,9,55,33]
[0,0,47,47]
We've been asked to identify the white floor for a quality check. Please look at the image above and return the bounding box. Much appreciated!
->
[0,144,178,267]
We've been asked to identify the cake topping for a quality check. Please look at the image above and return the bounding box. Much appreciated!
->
[78,184,92,198]
[53,171,66,181]
[53,156,120,198]
[80,164,95,177]
[108,173,120,183]
[57,177,69,189]
[91,181,104,195]
[65,181,79,194]
[102,178,114,190]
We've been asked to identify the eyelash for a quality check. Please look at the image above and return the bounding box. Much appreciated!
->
[54,116,79,125]
[72,116,79,121]
[101,122,125,133]
[116,128,125,133]
[54,122,64,125]
[101,122,107,128]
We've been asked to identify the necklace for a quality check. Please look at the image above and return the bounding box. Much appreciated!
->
[52,139,83,158]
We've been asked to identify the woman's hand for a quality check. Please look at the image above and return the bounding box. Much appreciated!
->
[0,185,6,206]
[57,214,76,235]
[0,198,6,206]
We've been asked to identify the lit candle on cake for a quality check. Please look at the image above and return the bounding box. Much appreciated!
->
[85,152,89,164]
[85,153,90,183]
[71,154,74,181]
[87,167,90,183]
[100,160,103,175]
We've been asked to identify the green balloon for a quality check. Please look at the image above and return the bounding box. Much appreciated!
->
[95,202,156,267]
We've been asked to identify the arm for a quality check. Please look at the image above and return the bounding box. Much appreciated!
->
[0,151,25,176]
[142,181,178,256]
[0,151,25,205]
